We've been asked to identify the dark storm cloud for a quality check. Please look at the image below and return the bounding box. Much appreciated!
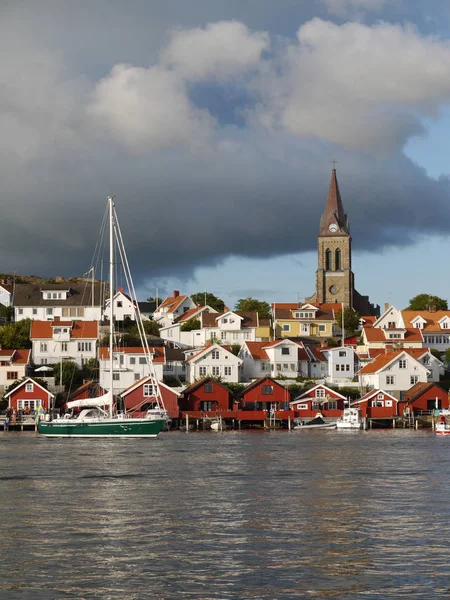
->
[1,1,450,287]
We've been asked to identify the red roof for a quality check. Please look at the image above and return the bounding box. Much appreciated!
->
[30,320,98,339]
[98,346,164,362]
[358,348,430,374]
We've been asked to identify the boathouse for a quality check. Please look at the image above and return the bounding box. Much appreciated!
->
[179,377,232,413]
[354,389,399,419]
[403,382,449,415]
[239,377,290,410]
[120,376,180,419]
[290,384,346,418]
[4,377,55,413]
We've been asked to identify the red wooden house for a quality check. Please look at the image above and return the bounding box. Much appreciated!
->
[240,377,291,411]
[354,389,399,419]
[403,382,449,414]
[4,377,55,413]
[290,384,346,418]
[120,376,180,419]
[179,378,232,413]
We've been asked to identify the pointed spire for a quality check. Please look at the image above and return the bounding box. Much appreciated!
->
[319,168,349,236]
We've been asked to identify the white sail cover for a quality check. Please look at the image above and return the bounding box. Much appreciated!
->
[67,391,112,409]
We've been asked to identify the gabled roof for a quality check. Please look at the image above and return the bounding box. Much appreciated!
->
[98,346,164,362]
[181,377,231,396]
[293,384,346,401]
[173,305,215,324]
[307,346,327,362]
[363,325,423,343]
[137,301,156,313]
[240,377,289,398]
[402,310,450,332]
[0,349,30,365]
[242,342,269,360]
[357,348,431,375]
[12,282,103,307]
[185,344,239,364]
[157,294,190,314]
[120,375,179,398]
[30,320,98,339]
[272,303,335,321]
[68,380,105,401]
[201,311,269,328]
[356,389,398,404]
[404,382,446,403]
[4,377,55,399]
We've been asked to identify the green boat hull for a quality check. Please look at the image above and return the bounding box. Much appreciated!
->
[37,417,166,438]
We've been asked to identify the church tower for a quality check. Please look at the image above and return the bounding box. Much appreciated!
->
[315,168,354,307]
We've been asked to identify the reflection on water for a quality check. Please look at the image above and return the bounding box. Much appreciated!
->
[1,429,450,598]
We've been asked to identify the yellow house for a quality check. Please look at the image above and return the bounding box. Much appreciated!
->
[271,302,339,339]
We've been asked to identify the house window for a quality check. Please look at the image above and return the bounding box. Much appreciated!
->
[166,363,173,371]
[26,383,34,392]
[336,365,340,372]
[339,350,346,357]
[139,357,146,364]
[281,347,290,355]
[262,385,274,395]
[328,400,337,410]
[301,324,309,333]
[144,384,156,396]
[204,383,213,393]
[442,322,449,329]
[78,342,92,352]
[130,357,136,365]
[223,318,228,323]
[386,375,395,385]
[318,325,326,332]
[18,308,23,315]
[377,393,384,400]
[410,376,419,385]
[212,366,220,376]
[7,371,18,380]
[32,308,37,315]
[372,400,384,407]
[40,343,48,352]
[18,399,40,410]
[117,301,123,308]
[221,332,227,340]
[46,308,53,316]
[346,364,350,371]
[212,350,219,359]
[282,324,290,332]
[224,366,231,376]
[199,366,207,376]
[316,389,325,398]
[134,373,140,381]
[385,400,393,407]
[423,356,430,365]
[112,373,120,381]
[61,342,68,352]
[399,359,407,369]
[201,401,213,411]
[283,364,289,370]
[261,363,268,372]
[41,359,48,365]
[388,321,395,328]
[298,403,308,410]
[312,401,320,410]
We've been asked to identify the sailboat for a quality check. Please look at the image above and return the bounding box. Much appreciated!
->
[38,197,168,438]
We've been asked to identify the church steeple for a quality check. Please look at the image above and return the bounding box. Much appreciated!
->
[319,168,349,236]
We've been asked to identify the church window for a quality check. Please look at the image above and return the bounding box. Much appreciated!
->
[325,249,332,271]
[335,249,341,271]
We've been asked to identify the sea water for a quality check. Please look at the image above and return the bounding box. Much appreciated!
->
[1,429,450,599]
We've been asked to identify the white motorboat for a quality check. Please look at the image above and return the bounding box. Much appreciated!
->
[293,413,336,430]
[336,407,363,430]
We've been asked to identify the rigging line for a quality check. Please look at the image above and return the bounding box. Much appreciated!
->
[112,204,165,410]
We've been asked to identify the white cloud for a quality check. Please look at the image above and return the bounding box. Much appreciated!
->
[161,20,269,80]
[88,64,215,150]
[253,19,450,152]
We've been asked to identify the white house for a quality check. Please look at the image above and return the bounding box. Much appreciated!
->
[13,282,104,322]
[356,348,441,393]
[153,291,196,328]
[0,348,31,393]
[238,339,310,382]
[159,305,218,348]
[191,311,271,347]
[323,346,359,383]
[103,290,137,322]
[307,346,328,379]
[184,344,242,384]
[0,284,12,307]
[98,346,165,393]
[30,320,98,368]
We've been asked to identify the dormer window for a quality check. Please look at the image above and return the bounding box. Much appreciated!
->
[388,321,395,328]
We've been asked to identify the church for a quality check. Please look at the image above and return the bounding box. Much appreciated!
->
[308,168,379,316]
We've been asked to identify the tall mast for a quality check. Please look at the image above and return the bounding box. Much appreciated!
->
[108,196,114,418]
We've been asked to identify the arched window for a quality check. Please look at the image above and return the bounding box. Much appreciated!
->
[335,249,341,271]
[325,249,332,271]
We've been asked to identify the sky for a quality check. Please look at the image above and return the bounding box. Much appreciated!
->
[2,0,450,312]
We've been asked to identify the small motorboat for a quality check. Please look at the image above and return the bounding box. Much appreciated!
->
[293,413,336,430]
[336,407,363,430]
[436,413,450,436]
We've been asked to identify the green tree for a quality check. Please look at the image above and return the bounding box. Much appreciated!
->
[54,360,83,389]
[0,319,32,349]
[128,320,161,337]
[405,294,448,311]
[234,297,271,319]
[445,348,450,365]
[335,307,360,336]
[230,344,241,356]
[0,305,13,322]
[147,296,162,305]
[191,292,225,312]
[181,318,200,332]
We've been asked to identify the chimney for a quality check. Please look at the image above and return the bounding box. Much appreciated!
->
[224,306,229,312]
[384,303,389,312]
[385,344,394,354]
[197,303,201,307]
[118,287,124,293]
[174,290,179,298]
